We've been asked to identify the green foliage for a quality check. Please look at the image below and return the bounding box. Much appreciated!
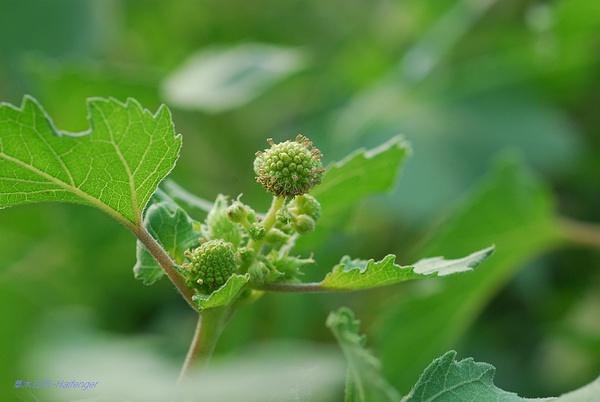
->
[403,351,525,402]
[327,308,400,402]
[133,191,199,285]
[193,274,250,310]
[0,96,180,226]
[307,136,409,239]
[376,158,562,391]
[320,246,494,291]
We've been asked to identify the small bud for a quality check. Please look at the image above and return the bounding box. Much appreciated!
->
[182,239,237,293]
[237,247,256,272]
[293,214,315,234]
[227,201,247,223]
[248,223,266,240]
[254,134,324,196]
[265,228,290,245]
[290,194,321,221]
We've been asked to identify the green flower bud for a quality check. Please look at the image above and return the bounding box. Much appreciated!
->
[248,223,266,240]
[265,227,290,246]
[293,214,316,234]
[183,239,237,293]
[227,201,247,223]
[254,134,324,196]
[289,194,321,221]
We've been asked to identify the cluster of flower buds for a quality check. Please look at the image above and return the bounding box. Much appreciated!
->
[181,135,324,295]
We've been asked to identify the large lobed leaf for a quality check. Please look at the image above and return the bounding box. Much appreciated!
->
[0,96,181,226]
[327,308,400,402]
[320,246,494,291]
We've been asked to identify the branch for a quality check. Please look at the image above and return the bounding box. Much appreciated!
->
[133,225,197,310]
[177,307,232,384]
[559,217,600,249]
[255,282,331,293]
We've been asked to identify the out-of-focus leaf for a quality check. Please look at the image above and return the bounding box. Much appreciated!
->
[556,376,600,402]
[161,179,213,215]
[327,307,400,402]
[161,43,306,113]
[404,351,599,402]
[376,158,562,392]
[0,96,181,226]
[133,191,199,285]
[25,58,160,132]
[319,246,493,291]
[403,351,534,402]
[193,274,250,310]
[312,136,409,228]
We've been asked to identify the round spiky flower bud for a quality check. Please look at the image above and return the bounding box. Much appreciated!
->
[183,239,236,293]
[254,134,324,197]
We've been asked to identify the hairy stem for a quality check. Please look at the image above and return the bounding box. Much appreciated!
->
[255,282,331,293]
[248,195,285,250]
[133,225,196,310]
[177,307,231,384]
[559,217,600,249]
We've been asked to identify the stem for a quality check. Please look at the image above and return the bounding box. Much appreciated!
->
[559,217,600,249]
[255,282,330,293]
[177,307,231,384]
[133,225,196,310]
[247,195,285,250]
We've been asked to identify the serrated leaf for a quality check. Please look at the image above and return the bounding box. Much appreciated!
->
[162,43,306,113]
[327,307,400,402]
[377,158,562,391]
[133,190,199,285]
[193,274,250,310]
[312,136,409,229]
[319,246,494,291]
[403,351,531,402]
[0,96,181,226]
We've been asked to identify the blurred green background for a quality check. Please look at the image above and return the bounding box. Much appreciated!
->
[1,0,598,400]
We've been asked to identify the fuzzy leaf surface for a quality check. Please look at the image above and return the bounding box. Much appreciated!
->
[320,246,494,291]
[133,191,199,285]
[0,96,181,226]
[327,308,400,402]
[193,274,250,310]
[311,136,409,229]
[403,351,531,402]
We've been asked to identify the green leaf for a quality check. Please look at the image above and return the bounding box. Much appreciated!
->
[376,157,562,391]
[161,43,307,113]
[193,274,250,310]
[133,190,199,285]
[0,96,181,226]
[404,351,600,401]
[312,136,409,229]
[327,307,400,402]
[202,194,243,246]
[320,246,494,291]
[403,351,530,402]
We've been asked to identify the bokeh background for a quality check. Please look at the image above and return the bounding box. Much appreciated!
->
[1,0,599,400]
